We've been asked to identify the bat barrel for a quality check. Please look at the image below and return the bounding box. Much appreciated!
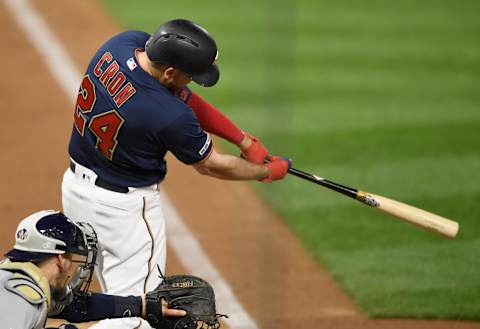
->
[286,165,460,239]
[364,192,459,239]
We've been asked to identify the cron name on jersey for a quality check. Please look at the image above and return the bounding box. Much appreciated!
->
[93,52,137,108]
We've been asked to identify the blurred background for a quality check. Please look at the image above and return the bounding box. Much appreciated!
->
[100,0,480,320]
[1,0,479,325]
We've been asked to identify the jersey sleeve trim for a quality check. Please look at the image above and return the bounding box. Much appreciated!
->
[189,138,214,165]
[158,108,213,165]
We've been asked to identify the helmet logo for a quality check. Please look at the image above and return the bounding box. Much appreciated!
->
[43,241,54,250]
[16,228,28,241]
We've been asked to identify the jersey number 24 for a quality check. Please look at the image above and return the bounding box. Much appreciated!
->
[73,75,124,160]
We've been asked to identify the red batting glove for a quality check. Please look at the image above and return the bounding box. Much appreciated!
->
[260,156,291,183]
[241,133,269,164]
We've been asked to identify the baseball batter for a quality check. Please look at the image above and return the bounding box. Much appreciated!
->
[0,210,187,329]
[62,19,290,328]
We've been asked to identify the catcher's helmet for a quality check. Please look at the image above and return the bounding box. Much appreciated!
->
[5,210,98,313]
[5,210,95,262]
[146,19,220,87]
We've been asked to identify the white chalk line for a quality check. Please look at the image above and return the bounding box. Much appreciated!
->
[161,192,259,329]
[3,0,259,328]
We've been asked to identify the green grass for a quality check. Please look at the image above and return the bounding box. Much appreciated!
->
[102,0,480,319]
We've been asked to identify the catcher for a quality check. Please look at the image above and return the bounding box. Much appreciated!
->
[0,210,221,329]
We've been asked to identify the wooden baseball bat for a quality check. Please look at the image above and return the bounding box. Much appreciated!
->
[287,166,459,239]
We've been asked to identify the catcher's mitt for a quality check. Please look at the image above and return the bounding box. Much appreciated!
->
[146,271,224,329]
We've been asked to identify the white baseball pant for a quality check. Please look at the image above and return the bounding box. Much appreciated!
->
[62,160,166,328]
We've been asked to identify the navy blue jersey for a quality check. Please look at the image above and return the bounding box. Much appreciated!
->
[69,31,212,187]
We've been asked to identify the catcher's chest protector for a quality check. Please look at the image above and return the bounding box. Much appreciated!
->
[0,267,49,329]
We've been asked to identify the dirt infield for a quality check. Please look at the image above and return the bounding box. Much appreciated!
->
[1,0,478,328]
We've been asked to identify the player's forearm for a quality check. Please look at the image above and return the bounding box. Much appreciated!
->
[187,91,245,145]
[194,149,268,181]
[238,134,253,152]
[178,89,270,163]
[52,292,142,322]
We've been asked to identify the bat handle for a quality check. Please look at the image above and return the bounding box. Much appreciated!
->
[287,166,360,200]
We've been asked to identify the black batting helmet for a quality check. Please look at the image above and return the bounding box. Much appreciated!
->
[146,19,220,87]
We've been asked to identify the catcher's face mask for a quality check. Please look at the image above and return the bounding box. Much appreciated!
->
[65,221,97,294]
[50,221,98,315]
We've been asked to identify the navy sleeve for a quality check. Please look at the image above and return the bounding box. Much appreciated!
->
[52,292,142,323]
[160,110,213,164]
